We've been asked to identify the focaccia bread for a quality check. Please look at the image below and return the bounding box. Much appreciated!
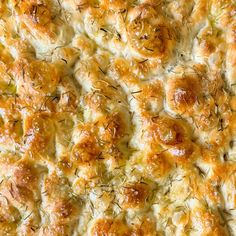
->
[0,0,236,235]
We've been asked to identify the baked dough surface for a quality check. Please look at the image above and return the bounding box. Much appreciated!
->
[0,0,236,235]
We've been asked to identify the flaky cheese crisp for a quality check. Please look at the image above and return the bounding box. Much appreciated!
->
[0,0,236,235]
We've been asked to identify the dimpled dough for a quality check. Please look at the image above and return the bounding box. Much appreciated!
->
[0,0,236,235]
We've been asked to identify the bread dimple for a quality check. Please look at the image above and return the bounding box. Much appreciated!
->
[0,0,235,235]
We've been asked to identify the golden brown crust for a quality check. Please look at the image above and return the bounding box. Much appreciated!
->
[91,218,131,236]
[0,0,235,235]
[166,75,202,114]
[121,182,150,209]
[126,4,175,60]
